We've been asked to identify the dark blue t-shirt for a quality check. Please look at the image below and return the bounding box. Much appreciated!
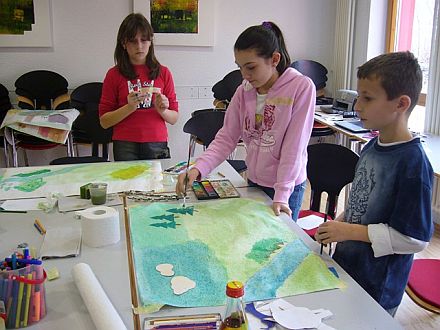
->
[333,137,433,309]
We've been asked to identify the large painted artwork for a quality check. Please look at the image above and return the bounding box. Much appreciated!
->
[133,0,214,46]
[129,198,343,312]
[150,0,198,34]
[0,0,52,47]
[0,161,163,200]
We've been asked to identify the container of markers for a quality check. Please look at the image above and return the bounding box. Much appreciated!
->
[0,264,47,329]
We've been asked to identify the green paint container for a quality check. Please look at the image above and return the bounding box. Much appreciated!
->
[89,183,108,205]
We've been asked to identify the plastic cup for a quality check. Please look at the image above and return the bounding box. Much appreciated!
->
[89,183,107,205]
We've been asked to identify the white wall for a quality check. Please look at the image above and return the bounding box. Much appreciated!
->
[0,0,338,165]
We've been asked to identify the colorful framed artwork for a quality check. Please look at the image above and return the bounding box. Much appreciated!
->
[0,0,53,47]
[133,0,214,47]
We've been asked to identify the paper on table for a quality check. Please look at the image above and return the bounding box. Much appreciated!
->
[0,198,46,211]
[40,224,82,259]
[297,214,325,230]
[58,193,122,212]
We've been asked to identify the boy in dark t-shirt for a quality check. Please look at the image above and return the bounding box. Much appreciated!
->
[315,51,433,316]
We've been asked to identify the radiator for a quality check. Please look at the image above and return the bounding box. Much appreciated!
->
[332,0,356,93]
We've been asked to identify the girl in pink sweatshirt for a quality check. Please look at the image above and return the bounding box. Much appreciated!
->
[176,21,315,220]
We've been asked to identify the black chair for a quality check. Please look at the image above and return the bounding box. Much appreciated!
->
[298,143,359,237]
[291,60,334,139]
[291,60,328,93]
[15,70,70,110]
[0,83,12,167]
[70,82,112,160]
[50,156,109,165]
[183,110,247,174]
[212,70,243,109]
[11,70,73,166]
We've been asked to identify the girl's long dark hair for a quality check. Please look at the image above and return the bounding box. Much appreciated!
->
[234,21,290,75]
[114,13,160,80]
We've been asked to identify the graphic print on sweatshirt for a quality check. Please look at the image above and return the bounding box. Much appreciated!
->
[346,162,376,224]
[245,104,276,150]
[127,79,155,109]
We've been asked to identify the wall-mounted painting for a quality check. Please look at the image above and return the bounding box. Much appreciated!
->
[0,0,52,47]
[133,0,214,47]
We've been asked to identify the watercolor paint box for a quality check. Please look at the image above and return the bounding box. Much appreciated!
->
[192,179,240,200]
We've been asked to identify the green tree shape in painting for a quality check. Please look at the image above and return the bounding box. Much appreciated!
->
[166,206,194,215]
[246,238,286,264]
[150,221,179,229]
[151,214,177,222]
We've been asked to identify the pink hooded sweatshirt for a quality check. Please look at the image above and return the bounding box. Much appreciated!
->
[195,67,315,204]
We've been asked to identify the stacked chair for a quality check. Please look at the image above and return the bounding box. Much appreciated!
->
[11,70,73,166]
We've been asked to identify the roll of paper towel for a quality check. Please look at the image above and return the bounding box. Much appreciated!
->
[78,206,120,247]
[72,263,127,330]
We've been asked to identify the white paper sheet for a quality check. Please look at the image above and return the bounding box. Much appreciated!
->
[40,224,82,259]
[0,198,46,211]
[297,214,325,230]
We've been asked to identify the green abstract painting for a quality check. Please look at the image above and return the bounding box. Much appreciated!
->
[0,160,163,200]
[129,198,342,311]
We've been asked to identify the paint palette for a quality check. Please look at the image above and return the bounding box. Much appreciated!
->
[192,180,240,200]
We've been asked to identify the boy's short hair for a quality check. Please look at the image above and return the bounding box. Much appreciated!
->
[357,51,423,112]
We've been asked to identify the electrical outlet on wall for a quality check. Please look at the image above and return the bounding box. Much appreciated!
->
[190,87,199,99]
[198,86,212,99]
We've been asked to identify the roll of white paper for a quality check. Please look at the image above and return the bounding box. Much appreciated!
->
[78,206,120,247]
[72,263,127,330]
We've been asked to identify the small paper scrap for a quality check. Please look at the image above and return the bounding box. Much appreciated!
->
[156,263,175,277]
[47,267,60,281]
[171,276,196,295]
[297,214,325,230]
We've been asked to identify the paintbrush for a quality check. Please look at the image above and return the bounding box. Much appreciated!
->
[183,142,192,208]
[320,213,328,255]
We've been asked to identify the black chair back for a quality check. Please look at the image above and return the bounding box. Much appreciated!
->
[183,110,226,147]
[212,70,243,107]
[15,70,69,109]
[307,143,359,218]
[70,82,112,159]
[291,60,328,91]
[0,84,12,124]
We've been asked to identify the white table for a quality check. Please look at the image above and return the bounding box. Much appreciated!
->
[0,161,403,330]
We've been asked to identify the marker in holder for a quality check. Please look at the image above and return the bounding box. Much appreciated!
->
[0,264,47,328]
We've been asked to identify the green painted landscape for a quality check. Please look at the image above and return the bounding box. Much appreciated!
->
[129,198,342,312]
[0,160,163,200]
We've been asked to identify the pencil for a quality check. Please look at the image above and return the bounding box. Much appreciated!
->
[320,213,328,255]
[217,172,225,178]
[34,219,46,235]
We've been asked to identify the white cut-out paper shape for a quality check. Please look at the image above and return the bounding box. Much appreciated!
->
[171,276,196,295]
[271,306,322,329]
[155,263,175,276]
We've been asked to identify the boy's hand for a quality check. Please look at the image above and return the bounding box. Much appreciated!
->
[315,221,370,244]
[154,93,169,113]
[176,168,200,196]
[272,202,292,217]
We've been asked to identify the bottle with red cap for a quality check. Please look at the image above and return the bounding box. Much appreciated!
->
[220,280,248,330]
